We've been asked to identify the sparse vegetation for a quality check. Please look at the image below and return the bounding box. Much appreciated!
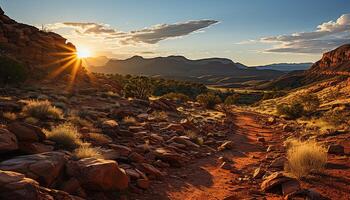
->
[87,133,112,145]
[0,56,28,85]
[24,117,39,124]
[45,123,82,149]
[123,76,153,99]
[73,145,103,159]
[322,109,347,126]
[196,93,222,109]
[276,102,304,119]
[22,100,63,120]
[162,92,190,102]
[224,94,240,105]
[296,93,320,114]
[67,115,92,127]
[286,139,327,179]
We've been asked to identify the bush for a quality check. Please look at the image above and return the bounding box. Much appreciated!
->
[22,100,63,120]
[286,139,327,179]
[196,93,222,109]
[276,102,304,119]
[297,93,320,114]
[45,123,82,149]
[224,94,240,105]
[123,76,153,100]
[73,145,103,160]
[0,56,27,84]
[322,109,346,126]
[162,92,190,102]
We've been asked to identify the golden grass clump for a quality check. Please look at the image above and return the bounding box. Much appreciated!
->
[22,100,63,120]
[73,145,103,159]
[45,123,82,149]
[286,139,327,179]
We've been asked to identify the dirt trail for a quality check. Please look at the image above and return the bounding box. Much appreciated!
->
[138,109,283,200]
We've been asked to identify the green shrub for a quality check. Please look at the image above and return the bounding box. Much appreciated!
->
[123,76,153,99]
[224,94,240,105]
[22,100,63,120]
[45,123,82,149]
[196,93,222,109]
[0,56,27,84]
[322,109,346,126]
[276,103,304,119]
[162,92,190,102]
[286,139,327,179]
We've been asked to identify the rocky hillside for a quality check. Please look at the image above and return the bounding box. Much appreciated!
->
[0,7,82,80]
[259,44,350,90]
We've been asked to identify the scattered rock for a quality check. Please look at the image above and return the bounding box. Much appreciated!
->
[269,156,286,168]
[66,158,129,191]
[252,167,265,179]
[136,178,150,189]
[327,144,344,155]
[0,151,69,186]
[7,122,46,142]
[261,172,300,196]
[0,128,18,152]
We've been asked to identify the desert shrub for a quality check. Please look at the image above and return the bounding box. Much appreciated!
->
[297,93,320,114]
[2,112,17,121]
[162,92,190,102]
[45,123,82,149]
[322,109,346,126]
[73,145,103,159]
[123,76,153,99]
[224,94,240,105]
[286,139,327,179]
[196,93,222,109]
[22,100,63,120]
[276,103,304,119]
[0,56,27,85]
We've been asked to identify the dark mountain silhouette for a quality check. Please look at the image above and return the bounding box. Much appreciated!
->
[89,55,285,86]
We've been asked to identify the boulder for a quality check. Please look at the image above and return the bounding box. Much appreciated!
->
[0,128,18,152]
[261,172,300,196]
[109,144,132,157]
[327,144,344,155]
[18,142,54,154]
[7,122,46,142]
[128,152,146,163]
[66,158,129,191]
[140,163,164,178]
[269,156,286,168]
[136,179,150,189]
[0,151,69,186]
[162,124,185,133]
[168,136,200,148]
[154,148,186,167]
[253,167,265,179]
[0,170,44,200]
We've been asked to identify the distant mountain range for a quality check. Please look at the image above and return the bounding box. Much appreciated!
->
[87,55,288,87]
[254,63,312,71]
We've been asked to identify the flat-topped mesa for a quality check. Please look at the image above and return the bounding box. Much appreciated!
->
[0,6,82,80]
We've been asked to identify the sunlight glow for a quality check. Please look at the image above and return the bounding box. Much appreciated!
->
[76,47,91,58]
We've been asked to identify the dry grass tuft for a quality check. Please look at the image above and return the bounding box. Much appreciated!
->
[45,123,82,149]
[286,139,327,179]
[73,145,103,159]
[22,100,63,120]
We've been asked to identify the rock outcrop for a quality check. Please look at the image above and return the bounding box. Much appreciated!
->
[0,6,82,80]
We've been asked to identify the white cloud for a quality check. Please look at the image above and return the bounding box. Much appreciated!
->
[257,14,350,54]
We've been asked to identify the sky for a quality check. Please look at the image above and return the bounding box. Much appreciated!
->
[1,0,350,65]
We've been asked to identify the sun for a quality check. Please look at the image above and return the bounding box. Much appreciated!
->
[76,47,91,58]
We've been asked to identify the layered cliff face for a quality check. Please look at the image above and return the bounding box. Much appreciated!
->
[0,7,81,80]
[306,44,350,80]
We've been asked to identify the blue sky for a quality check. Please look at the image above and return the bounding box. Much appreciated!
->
[1,0,349,65]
